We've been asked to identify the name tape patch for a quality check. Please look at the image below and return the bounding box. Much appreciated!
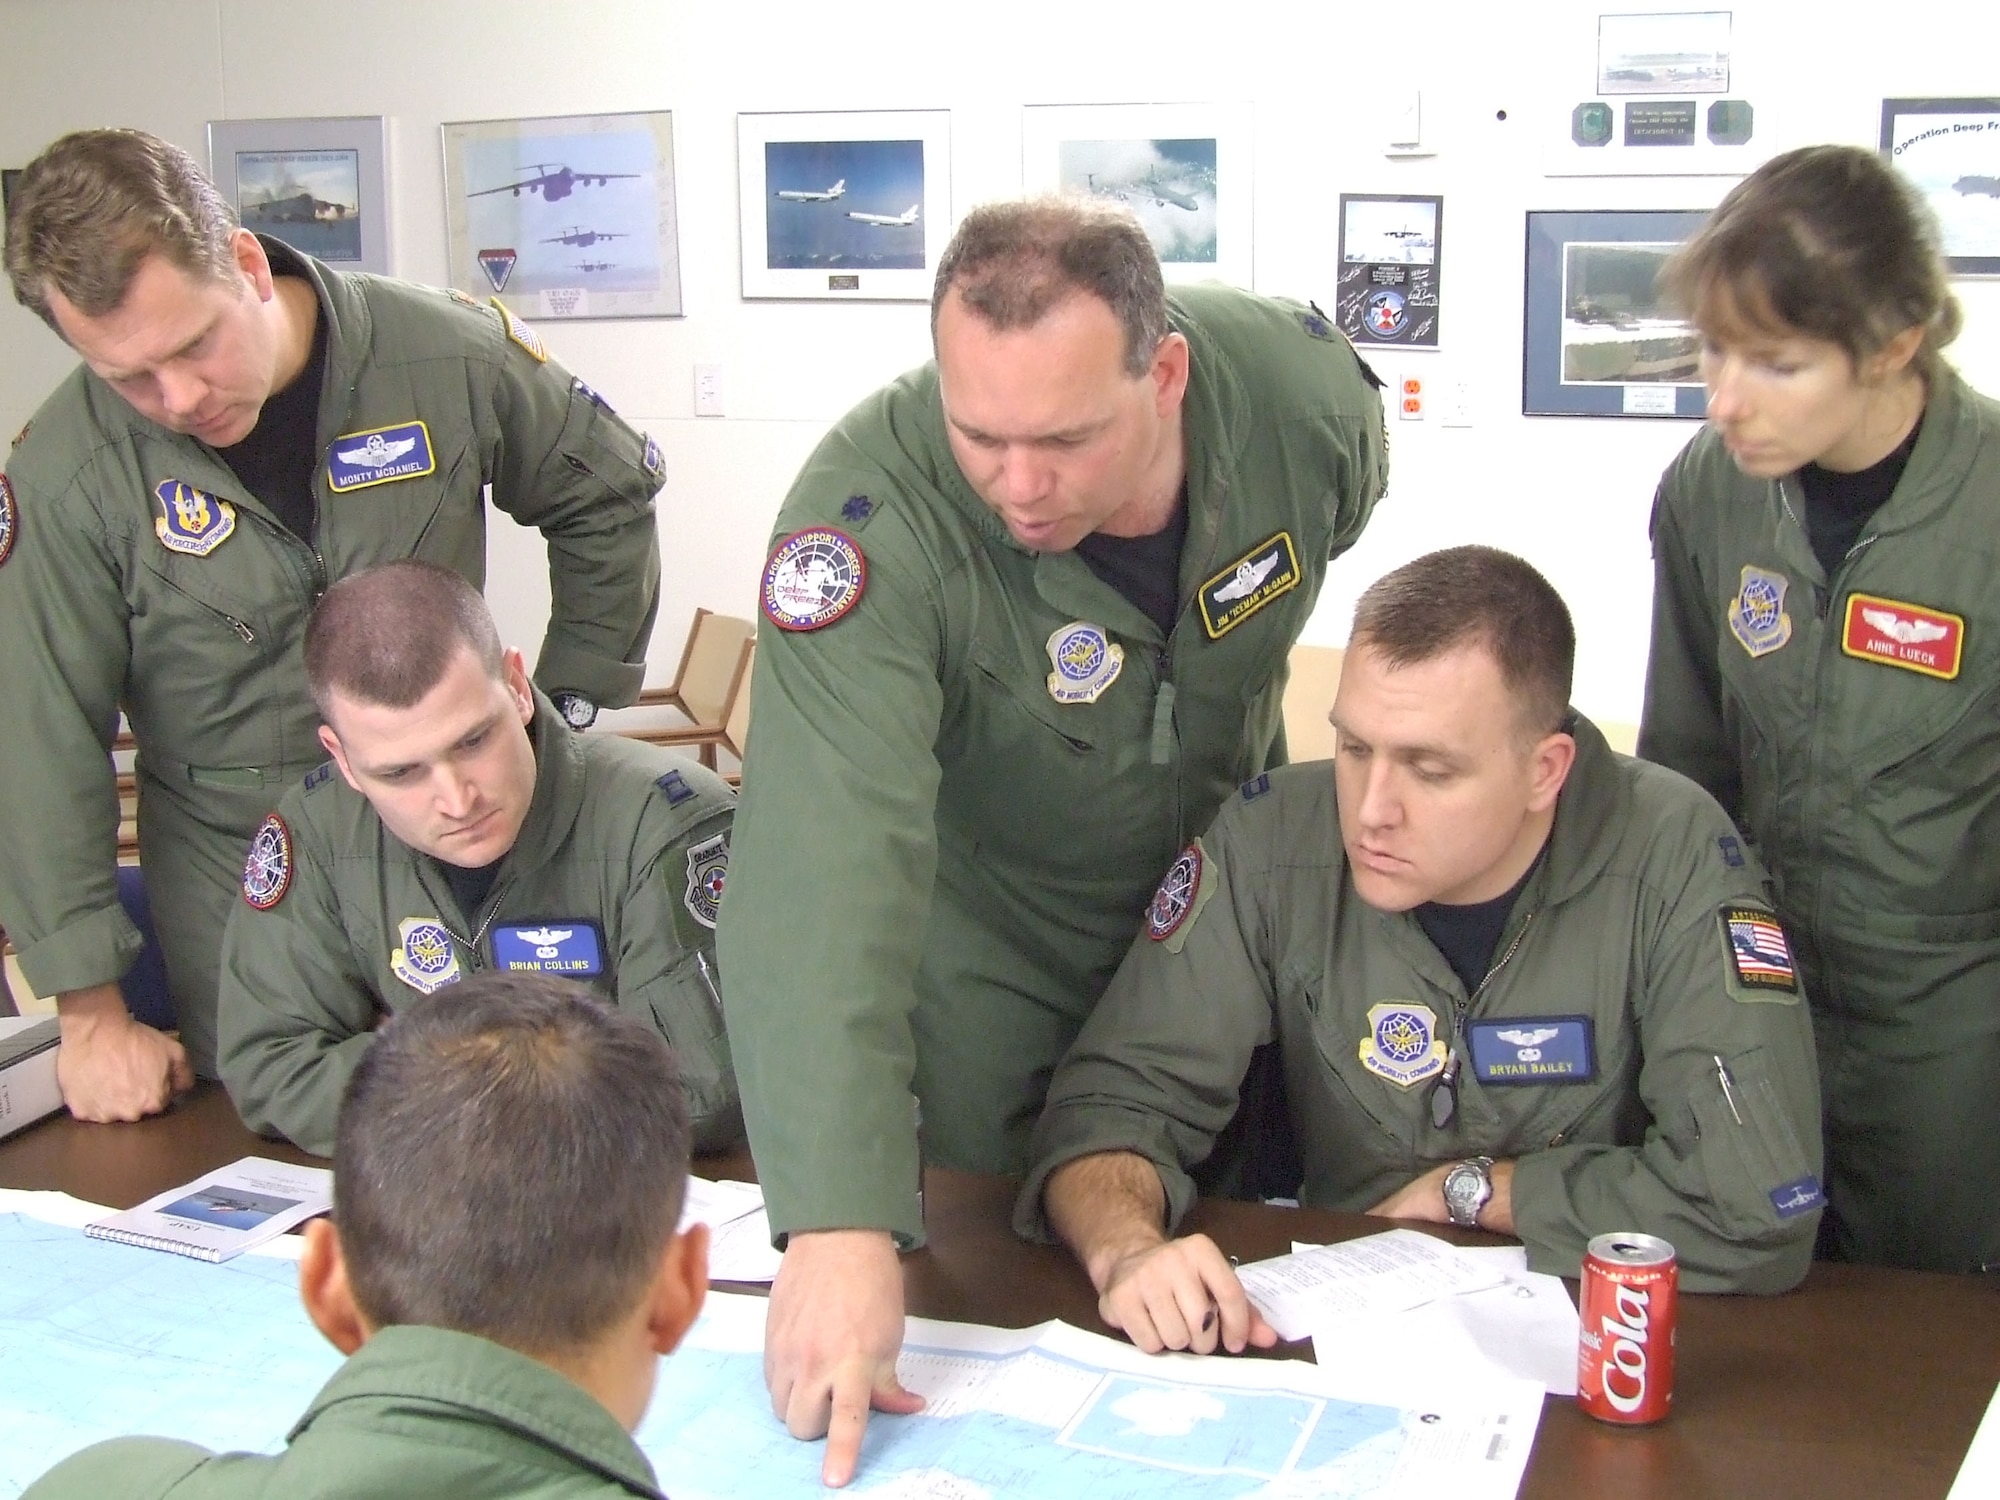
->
[1466,1016,1596,1084]
[1198,531,1302,640]
[153,480,236,557]
[1841,592,1964,681]
[1722,906,1798,994]
[762,527,866,631]
[240,814,293,910]
[327,421,436,493]
[492,922,605,977]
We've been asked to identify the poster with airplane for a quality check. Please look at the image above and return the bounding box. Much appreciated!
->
[1022,102,1253,289]
[1880,98,2000,275]
[207,117,389,275]
[738,110,952,300]
[1336,194,1442,350]
[441,110,681,319]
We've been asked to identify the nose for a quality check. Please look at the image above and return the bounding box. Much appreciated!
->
[995,446,1053,510]
[155,362,208,420]
[1354,759,1402,832]
[1703,354,1748,424]
[433,765,480,821]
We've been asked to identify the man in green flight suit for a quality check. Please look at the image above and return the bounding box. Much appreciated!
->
[217,562,737,1158]
[0,129,664,1123]
[718,197,1387,1484]
[1018,548,1824,1356]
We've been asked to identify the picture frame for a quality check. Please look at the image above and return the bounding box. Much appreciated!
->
[1021,101,1253,288]
[206,116,389,275]
[1523,209,1709,419]
[1879,98,2000,276]
[1336,193,1442,350]
[737,109,951,301]
[442,109,682,320]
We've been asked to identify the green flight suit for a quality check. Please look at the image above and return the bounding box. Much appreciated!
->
[217,692,737,1157]
[20,1324,669,1500]
[1640,370,2000,1274]
[720,285,1387,1244]
[1019,718,1825,1294]
[0,238,663,1076]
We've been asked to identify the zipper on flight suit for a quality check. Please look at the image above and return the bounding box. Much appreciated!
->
[1427,912,1536,1130]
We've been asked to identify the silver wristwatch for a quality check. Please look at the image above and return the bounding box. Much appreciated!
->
[1442,1156,1496,1228]
[551,690,598,730]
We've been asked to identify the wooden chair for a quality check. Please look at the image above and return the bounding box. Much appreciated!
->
[1282,644,1345,763]
[609,623,755,771]
[114,728,140,863]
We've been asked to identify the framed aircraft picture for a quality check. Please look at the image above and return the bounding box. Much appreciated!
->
[441,109,682,319]
[737,109,952,301]
[1880,98,2000,276]
[207,117,389,275]
[1021,101,1253,288]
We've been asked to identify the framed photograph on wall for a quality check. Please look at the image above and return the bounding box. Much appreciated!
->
[442,110,682,319]
[1336,193,1442,349]
[738,110,951,301]
[1021,101,1253,288]
[207,117,389,274]
[1523,209,1709,418]
[1880,98,2000,276]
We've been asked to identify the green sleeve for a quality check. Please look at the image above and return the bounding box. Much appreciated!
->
[0,464,143,997]
[716,506,947,1246]
[1014,819,1277,1242]
[478,323,661,710]
[20,1437,213,1499]
[1509,827,1823,1294]
[214,809,379,1157]
[1637,480,1742,820]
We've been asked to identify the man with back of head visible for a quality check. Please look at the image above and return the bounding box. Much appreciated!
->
[719,195,1387,1481]
[0,128,665,1124]
[216,560,737,1157]
[1017,546,1825,1356]
[23,971,709,1499]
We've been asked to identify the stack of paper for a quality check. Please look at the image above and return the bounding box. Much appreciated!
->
[678,1176,783,1283]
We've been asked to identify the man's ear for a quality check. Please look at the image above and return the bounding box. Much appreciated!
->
[1150,331,1191,416]
[299,1218,373,1357]
[231,226,276,302]
[501,647,534,724]
[1526,730,1578,815]
[318,723,362,792]
[646,1223,710,1357]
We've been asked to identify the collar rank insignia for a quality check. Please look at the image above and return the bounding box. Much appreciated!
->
[1146,843,1204,942]
[1841,592,1964,680]
[841,494,875,523]
[493,923,604,977]
[655,769,694,805]
[446,286,482,309]
[1045,622,1124,705]
[1721,906,1798,996]
[683,834,729,929]
[1728,565,1792,658]
[1198,532,1301,640]
[327,422,436,493]
[762,527,866,631]
[1359,1001,1447,1087]
[1240,773,1272,801]
[490,297,547,362]
[240,813,293,910]
[303,762,334,791]
[0,474,17,569]
[573,377,613,412]
[153,480,236,557]
[391,917,462,995]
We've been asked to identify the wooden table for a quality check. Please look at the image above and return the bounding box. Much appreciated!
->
[4,1085,1996,1499]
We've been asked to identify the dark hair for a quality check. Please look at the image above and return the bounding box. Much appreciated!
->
[931,196,1168,377]
[1350,546,1575,738]
[1660,144,1962,383]
[304,560,503,720]
[4,128,239,331]
[334,972,692,1355]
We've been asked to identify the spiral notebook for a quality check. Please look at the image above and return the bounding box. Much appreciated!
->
[84,1156,333,1263]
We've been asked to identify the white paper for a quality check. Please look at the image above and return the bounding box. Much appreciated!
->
[84,1156,332,1263]
[1236,1229,1509,1342]
[1949,1378,2000,1499]
[676,1175,782,1282]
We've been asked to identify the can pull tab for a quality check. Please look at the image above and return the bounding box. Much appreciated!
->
[1150,680,1177,766]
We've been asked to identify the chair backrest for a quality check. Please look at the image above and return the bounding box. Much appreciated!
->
[722,639,756,761]
[676,611,757,726]
[1282,643,1345,763]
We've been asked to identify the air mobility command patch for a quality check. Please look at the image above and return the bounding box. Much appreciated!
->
[492,923,605,977]
[1841,592,1964,680]
[1198,532,1301,639]
[490,297,547,361]
[1045,622,1124,704]
[1728,565,1792,658]
[240,814,293,910]
[391,918,462,995]
[1145,841,1213,953]
[683,834,729,929]
[153,480,236,557]
[327,422,435,492]
[763,527,866,630]
[0,474,17,568]
[1358,1001,1447,1087]
[1720,905,1799,1000]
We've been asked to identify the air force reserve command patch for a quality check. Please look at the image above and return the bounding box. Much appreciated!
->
[240,814,293,910]
[327,422,436,492]
[391,918,462,995]
[1728,565,1792,658]
[153,480,236,557]
[0,474,16,568]
[1198,532,1301,639]
[1721,905,1799,999]
[1359,1001,1447,1087]
[683,833,729,929]
[492,923,605,977]
[762,527,866,631]
[1045,622,1124,704]
[1841,592,1964,680]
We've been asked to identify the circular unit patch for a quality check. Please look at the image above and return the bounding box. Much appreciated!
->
[241,813,293,910]
[0,474,17,567]
[763,527,867,631]
[1146,844,1204,941]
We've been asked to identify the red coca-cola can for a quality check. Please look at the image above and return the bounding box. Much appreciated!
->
[1577,1231,1678,1424]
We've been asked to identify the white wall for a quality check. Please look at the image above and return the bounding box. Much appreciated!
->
[3,0,1995,724]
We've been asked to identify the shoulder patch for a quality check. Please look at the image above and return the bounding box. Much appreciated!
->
[1769,1174,1825,1219]
[303,762,334,792]
[1240,773,1272,802]
[0,473,17,568]
[1145,841,1213,952]
[642,433,665,482]
[655,768,695,805]
[241,814,293,910]
[1720,905,1799,999]
[683,833,729,929]
[490,297,547,362]
[1198,532,1301,639]
[762,527,866,631]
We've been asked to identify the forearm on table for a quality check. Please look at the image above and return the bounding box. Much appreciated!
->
[1045,1151,1172,1290]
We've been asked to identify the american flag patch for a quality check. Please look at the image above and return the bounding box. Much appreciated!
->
[1723,907,1798,992]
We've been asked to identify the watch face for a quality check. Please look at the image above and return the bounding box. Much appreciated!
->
[1444,1162,1489,1224]
[555,692,597,729]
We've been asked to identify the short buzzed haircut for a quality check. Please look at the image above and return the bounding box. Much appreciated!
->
[1350,546,1575,739]
[334,972,692,1355]
[5,128,240,331]
[932,196,1168,377]
[304,560,502,720]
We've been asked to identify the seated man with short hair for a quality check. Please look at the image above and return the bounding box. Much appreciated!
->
[218,560,738,1155]
[1017,546,1824,1355]
[26,971,708,1498]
